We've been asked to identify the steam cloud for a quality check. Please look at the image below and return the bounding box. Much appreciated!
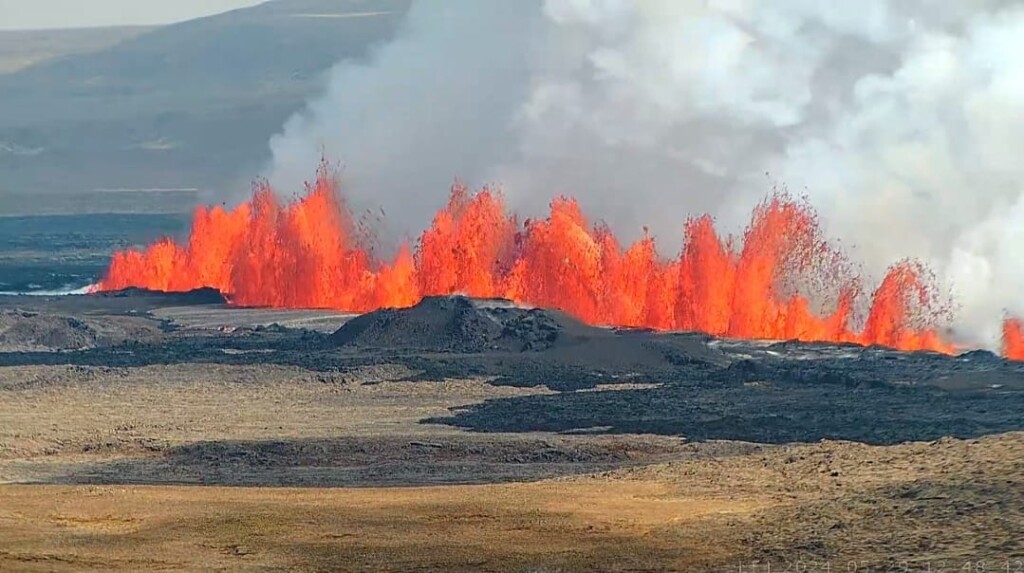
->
[266,0,1024,349]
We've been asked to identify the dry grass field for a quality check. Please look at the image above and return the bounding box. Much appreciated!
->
[1,360,1022,572]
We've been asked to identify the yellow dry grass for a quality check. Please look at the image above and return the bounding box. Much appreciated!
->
[0,479,762,572]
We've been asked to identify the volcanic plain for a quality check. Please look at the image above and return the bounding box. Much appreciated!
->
[0,290,1022,572]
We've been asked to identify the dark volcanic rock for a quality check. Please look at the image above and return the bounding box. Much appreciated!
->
[92,287,227,305]
[325,296,732,389]
[329,295,600,354]
[0,308,163,351]
[957,349,1003,363]
[330,296,501,353]
[0,310,99,351]
[4,290,1024,446]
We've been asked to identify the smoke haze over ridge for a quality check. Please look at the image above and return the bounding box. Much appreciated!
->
[266,0,1024,349]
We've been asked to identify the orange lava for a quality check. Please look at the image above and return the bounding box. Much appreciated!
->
[1003,319,1024,360]
[97,165,1019,356]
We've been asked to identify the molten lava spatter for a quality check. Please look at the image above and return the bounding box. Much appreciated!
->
[1003,319,1024,361]
[98,166,1018,356]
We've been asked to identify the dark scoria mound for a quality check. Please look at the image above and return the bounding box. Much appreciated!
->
[0,307,171,352]
[0,310,99,351]
[329,295,598,353]
[92,287,227,305]
[327,296,728,388]
[0,309,130,352]
[0,287,228,318]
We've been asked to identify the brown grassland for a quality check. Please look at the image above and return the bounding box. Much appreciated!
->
[1,362,1021,572]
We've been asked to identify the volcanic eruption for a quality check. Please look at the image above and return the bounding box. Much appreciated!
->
[93,1,1024,359]
[96,163,1024,357]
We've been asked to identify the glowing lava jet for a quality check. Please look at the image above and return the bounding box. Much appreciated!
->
[97,165,1021,357]
[1003,319,1024,360]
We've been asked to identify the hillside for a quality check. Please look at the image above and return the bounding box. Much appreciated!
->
[0,27,154,74]
[0,0,411,213]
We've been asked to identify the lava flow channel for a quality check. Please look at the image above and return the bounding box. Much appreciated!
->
[96,165,1019,356]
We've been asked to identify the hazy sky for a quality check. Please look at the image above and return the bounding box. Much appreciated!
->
[0,0,266,30]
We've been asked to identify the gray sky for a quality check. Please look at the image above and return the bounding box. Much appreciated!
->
[0,0,266,30]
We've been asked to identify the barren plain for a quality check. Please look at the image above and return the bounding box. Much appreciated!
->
[0,291,1022,572]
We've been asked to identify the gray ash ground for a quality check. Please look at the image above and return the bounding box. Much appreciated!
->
[1,290,1022,447]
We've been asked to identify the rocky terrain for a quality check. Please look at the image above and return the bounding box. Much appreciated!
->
[0,290,1021,571]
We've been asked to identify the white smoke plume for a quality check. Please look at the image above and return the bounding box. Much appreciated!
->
[267,0,1024,348]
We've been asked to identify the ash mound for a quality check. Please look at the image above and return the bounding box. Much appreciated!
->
[329,295,598,353]
[0,310,105,351]
[327,296,728,384]
[0,306,168,352]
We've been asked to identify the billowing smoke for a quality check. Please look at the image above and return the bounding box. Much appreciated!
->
[266,0,1024,349]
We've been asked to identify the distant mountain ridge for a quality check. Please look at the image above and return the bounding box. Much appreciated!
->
[0,0,412,213]
[0,26,154,74]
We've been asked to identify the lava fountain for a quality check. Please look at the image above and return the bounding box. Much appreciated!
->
[97,165,1022,357]
[1003,319,1024,360]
